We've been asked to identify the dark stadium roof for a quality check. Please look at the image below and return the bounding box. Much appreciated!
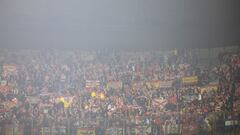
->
[0,0,240,50]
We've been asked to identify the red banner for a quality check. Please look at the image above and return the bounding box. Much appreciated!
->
[0,86,10,93]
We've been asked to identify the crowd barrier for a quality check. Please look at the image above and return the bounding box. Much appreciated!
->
[163,124,181,135]
[1,124,240,135]
[77,128,95,135]
[125,125,152,135]
[105,127,124,135]
[0,124,23,135]
[2,114,240,135]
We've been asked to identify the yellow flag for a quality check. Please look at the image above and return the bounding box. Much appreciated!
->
[64,101,70,108]
[99,92,105,100]
[91,92,96,98]
[84,104,89,109]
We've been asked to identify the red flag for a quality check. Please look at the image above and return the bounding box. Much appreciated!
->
[168,96,177,103]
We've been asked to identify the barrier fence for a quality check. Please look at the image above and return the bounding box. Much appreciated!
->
[1,123,240,135]
[1,112,240,135]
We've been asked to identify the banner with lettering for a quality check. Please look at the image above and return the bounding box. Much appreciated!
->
[77,128,95,135]
[201,84,218,93]
[146,80,160,89]
[3,64,17,75]
[182,76,198,85]
[160,80,173,88]
[85,80,100,89]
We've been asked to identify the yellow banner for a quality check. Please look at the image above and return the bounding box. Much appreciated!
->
[3,100,17,110]
[146,80,160,89]
[182,76,198,84]
[201,84,218,93]
[77,128,95,135]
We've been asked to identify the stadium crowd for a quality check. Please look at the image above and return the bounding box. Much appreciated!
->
[0,48,240,135]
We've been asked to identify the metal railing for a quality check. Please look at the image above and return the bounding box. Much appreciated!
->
[1,112,240,135]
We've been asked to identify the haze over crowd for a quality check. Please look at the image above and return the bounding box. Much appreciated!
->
[0,0,240,49]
